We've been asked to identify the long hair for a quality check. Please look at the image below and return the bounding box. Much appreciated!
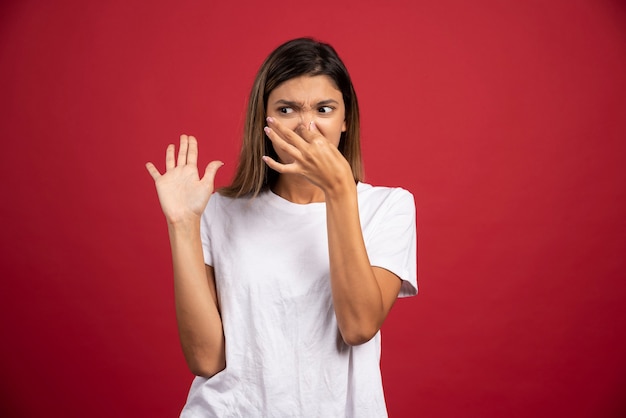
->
[219,37,363,198]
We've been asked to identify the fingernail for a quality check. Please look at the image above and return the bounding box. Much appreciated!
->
[266,116,274,123]
[264,126,270,134]
[309,121,316,130]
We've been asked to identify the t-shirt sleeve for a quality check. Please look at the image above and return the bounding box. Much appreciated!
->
[366,188,418,298]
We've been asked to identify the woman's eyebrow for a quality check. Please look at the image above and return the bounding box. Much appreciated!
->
[272,99,340,107]
[316,99,340,106]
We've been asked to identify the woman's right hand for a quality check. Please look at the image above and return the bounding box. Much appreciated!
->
[146,135,223,225]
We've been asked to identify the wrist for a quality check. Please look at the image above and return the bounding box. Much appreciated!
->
[323,177,357,202]
[167,216,201,235]
[163,207,202,226]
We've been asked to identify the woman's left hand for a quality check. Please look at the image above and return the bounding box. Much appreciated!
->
[262,117,354,194]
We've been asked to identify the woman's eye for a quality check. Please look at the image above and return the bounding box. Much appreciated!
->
[279,107,293,114]
[318,106,333,114]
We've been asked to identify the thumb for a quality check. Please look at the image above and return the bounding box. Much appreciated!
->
[297,120,321,142]
[200,160,224,189]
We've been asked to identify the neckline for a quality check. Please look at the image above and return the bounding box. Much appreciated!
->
[261,188,327,214]
[260,182,368,213]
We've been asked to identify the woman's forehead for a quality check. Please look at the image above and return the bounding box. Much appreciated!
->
[268,75,342,102]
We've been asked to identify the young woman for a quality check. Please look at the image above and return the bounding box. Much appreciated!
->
[146,38,417,417]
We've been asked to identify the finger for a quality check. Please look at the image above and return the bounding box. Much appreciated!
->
[296,120,326,145]
[145,162,162,180]
[165,144,176,171]
[187,136,198,166]
[262,155,297,174]
[177,135,189,166]
[264,126,301,160]
[266,117,308,147]
[262,155,285,173]
[200,160,224,190]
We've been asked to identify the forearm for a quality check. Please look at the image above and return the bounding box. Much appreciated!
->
[325,183,386,345]
[168,219,225,377]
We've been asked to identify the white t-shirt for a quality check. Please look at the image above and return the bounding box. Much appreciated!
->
[181,182,417,417]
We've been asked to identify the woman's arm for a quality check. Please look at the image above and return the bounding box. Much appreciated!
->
[324,183,402,345]
[169,223,225,377]
[263,120,402,345]
[146,135,225,376]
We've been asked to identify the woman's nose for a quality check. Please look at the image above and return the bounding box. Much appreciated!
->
[299,110,315,125]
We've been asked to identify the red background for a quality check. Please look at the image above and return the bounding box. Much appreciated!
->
[1,0,625,417]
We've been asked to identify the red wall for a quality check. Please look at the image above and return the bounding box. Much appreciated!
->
[1,1,625,417]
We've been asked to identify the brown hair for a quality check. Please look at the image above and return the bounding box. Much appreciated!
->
[219,37,363,198]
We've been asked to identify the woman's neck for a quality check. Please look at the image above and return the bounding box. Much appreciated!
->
[272,174,325,204]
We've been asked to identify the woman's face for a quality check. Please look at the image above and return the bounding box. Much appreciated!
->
[266,75,346,162]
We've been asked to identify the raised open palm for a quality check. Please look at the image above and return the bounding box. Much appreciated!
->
[146,135,223,224]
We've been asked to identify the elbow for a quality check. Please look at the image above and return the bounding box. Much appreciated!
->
[340,324,380,346]
[188,358,226,378]
[337,311,384,346]
[190,365,225,379]
[181,338,226,378]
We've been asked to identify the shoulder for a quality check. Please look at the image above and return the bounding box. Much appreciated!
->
[357,182,415,210]
[206,191,230,214]
[211,190,257,209]
[205,190,276,220]
[203,191,250,222]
